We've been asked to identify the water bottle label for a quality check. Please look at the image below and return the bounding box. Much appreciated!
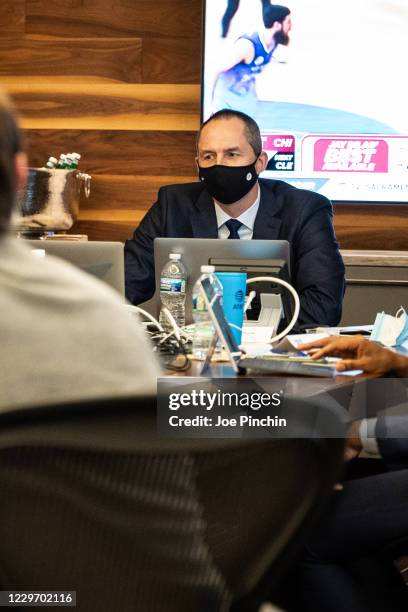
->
[160,277,186,293]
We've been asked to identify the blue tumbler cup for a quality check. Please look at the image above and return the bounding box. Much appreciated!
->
[215,272,247,345]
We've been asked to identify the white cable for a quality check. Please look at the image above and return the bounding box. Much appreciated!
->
[160,309,194,343]
[161,307,181,342]
[122,304,164,332]
[123,278,299,348]
[245,276,300,344]
[123,304,192,350]
[244,290,256,313]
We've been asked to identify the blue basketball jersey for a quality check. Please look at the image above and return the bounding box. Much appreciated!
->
[218,32,275,96]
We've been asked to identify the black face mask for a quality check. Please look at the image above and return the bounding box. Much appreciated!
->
[198,162,258,205]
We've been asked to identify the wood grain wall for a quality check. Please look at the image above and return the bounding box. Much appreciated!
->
[0,0,407,249]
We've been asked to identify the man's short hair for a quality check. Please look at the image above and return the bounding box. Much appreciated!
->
[198,109,263,157]
[263,4,290,28]
[0,91,23,235]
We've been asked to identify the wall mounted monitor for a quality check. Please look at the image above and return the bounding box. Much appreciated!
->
[202,0,408,203]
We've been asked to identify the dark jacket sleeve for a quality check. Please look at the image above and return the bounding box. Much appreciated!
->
[376,414,408,464]
[292,193,345,328]
[124,188,166,305]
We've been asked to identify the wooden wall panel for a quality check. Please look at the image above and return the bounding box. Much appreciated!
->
[0,1,25,38]
[0,36,142,82]
[71,219,141,242]
[334,205,408,251]
[24,130,198,175]
[14,91,198,125]
[4,79,200,130]
[14,89,198,120]
[78,175,196,211]
[1,0,407,250]
[142,37,201,84]
[26,0,202,39]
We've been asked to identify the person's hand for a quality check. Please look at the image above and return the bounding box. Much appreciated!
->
[298,336,402,376]
[298,335,367,360]
[344,419,363,461]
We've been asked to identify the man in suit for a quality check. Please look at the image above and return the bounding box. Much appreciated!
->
[125,109,345,329]
[285,335,408,612]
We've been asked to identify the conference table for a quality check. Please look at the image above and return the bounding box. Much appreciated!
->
[163,358,408,423]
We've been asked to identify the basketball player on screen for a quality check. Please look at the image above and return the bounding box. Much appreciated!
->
[211,1,292,119]
[221,0,240,37]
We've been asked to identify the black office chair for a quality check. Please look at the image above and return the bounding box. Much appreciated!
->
[0,395,345,612]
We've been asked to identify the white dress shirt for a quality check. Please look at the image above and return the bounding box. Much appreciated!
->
[214,185,260,240]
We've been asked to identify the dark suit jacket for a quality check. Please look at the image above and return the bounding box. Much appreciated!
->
[124,178,345,328]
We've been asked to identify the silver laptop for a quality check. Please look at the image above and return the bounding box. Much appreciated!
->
[141,237,291,323]
[26,240,125,296]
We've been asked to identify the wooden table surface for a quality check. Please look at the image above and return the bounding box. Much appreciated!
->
[162,358,372,416]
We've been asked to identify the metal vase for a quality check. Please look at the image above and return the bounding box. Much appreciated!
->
[14,168,91,232]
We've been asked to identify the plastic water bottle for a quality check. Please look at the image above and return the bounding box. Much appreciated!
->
[191,265,223,359]
[159,253,187,330]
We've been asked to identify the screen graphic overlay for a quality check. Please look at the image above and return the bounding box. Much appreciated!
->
[202,0,408,203]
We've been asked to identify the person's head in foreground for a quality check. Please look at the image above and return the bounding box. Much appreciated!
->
[0,91,27,237]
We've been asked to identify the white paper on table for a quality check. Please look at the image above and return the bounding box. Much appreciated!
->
[273,333,364,375]
[241,325,274,345]
[274,333,329,352]
[241,331,330,358]
[240,343,275,357]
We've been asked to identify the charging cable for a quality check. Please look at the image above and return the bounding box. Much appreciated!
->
[124,275,300,357]
[244,290,256,314]
[123,304,191,371]
[123,304,164,332]
[245,276,300,344]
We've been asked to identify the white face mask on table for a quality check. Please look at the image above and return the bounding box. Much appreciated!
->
[371,307,408,347]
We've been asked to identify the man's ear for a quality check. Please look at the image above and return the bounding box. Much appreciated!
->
[14,152,28,191]
[195,156,200,174]
[255,151,268,174]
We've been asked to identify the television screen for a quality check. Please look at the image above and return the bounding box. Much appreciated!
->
[202,0,408,203]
